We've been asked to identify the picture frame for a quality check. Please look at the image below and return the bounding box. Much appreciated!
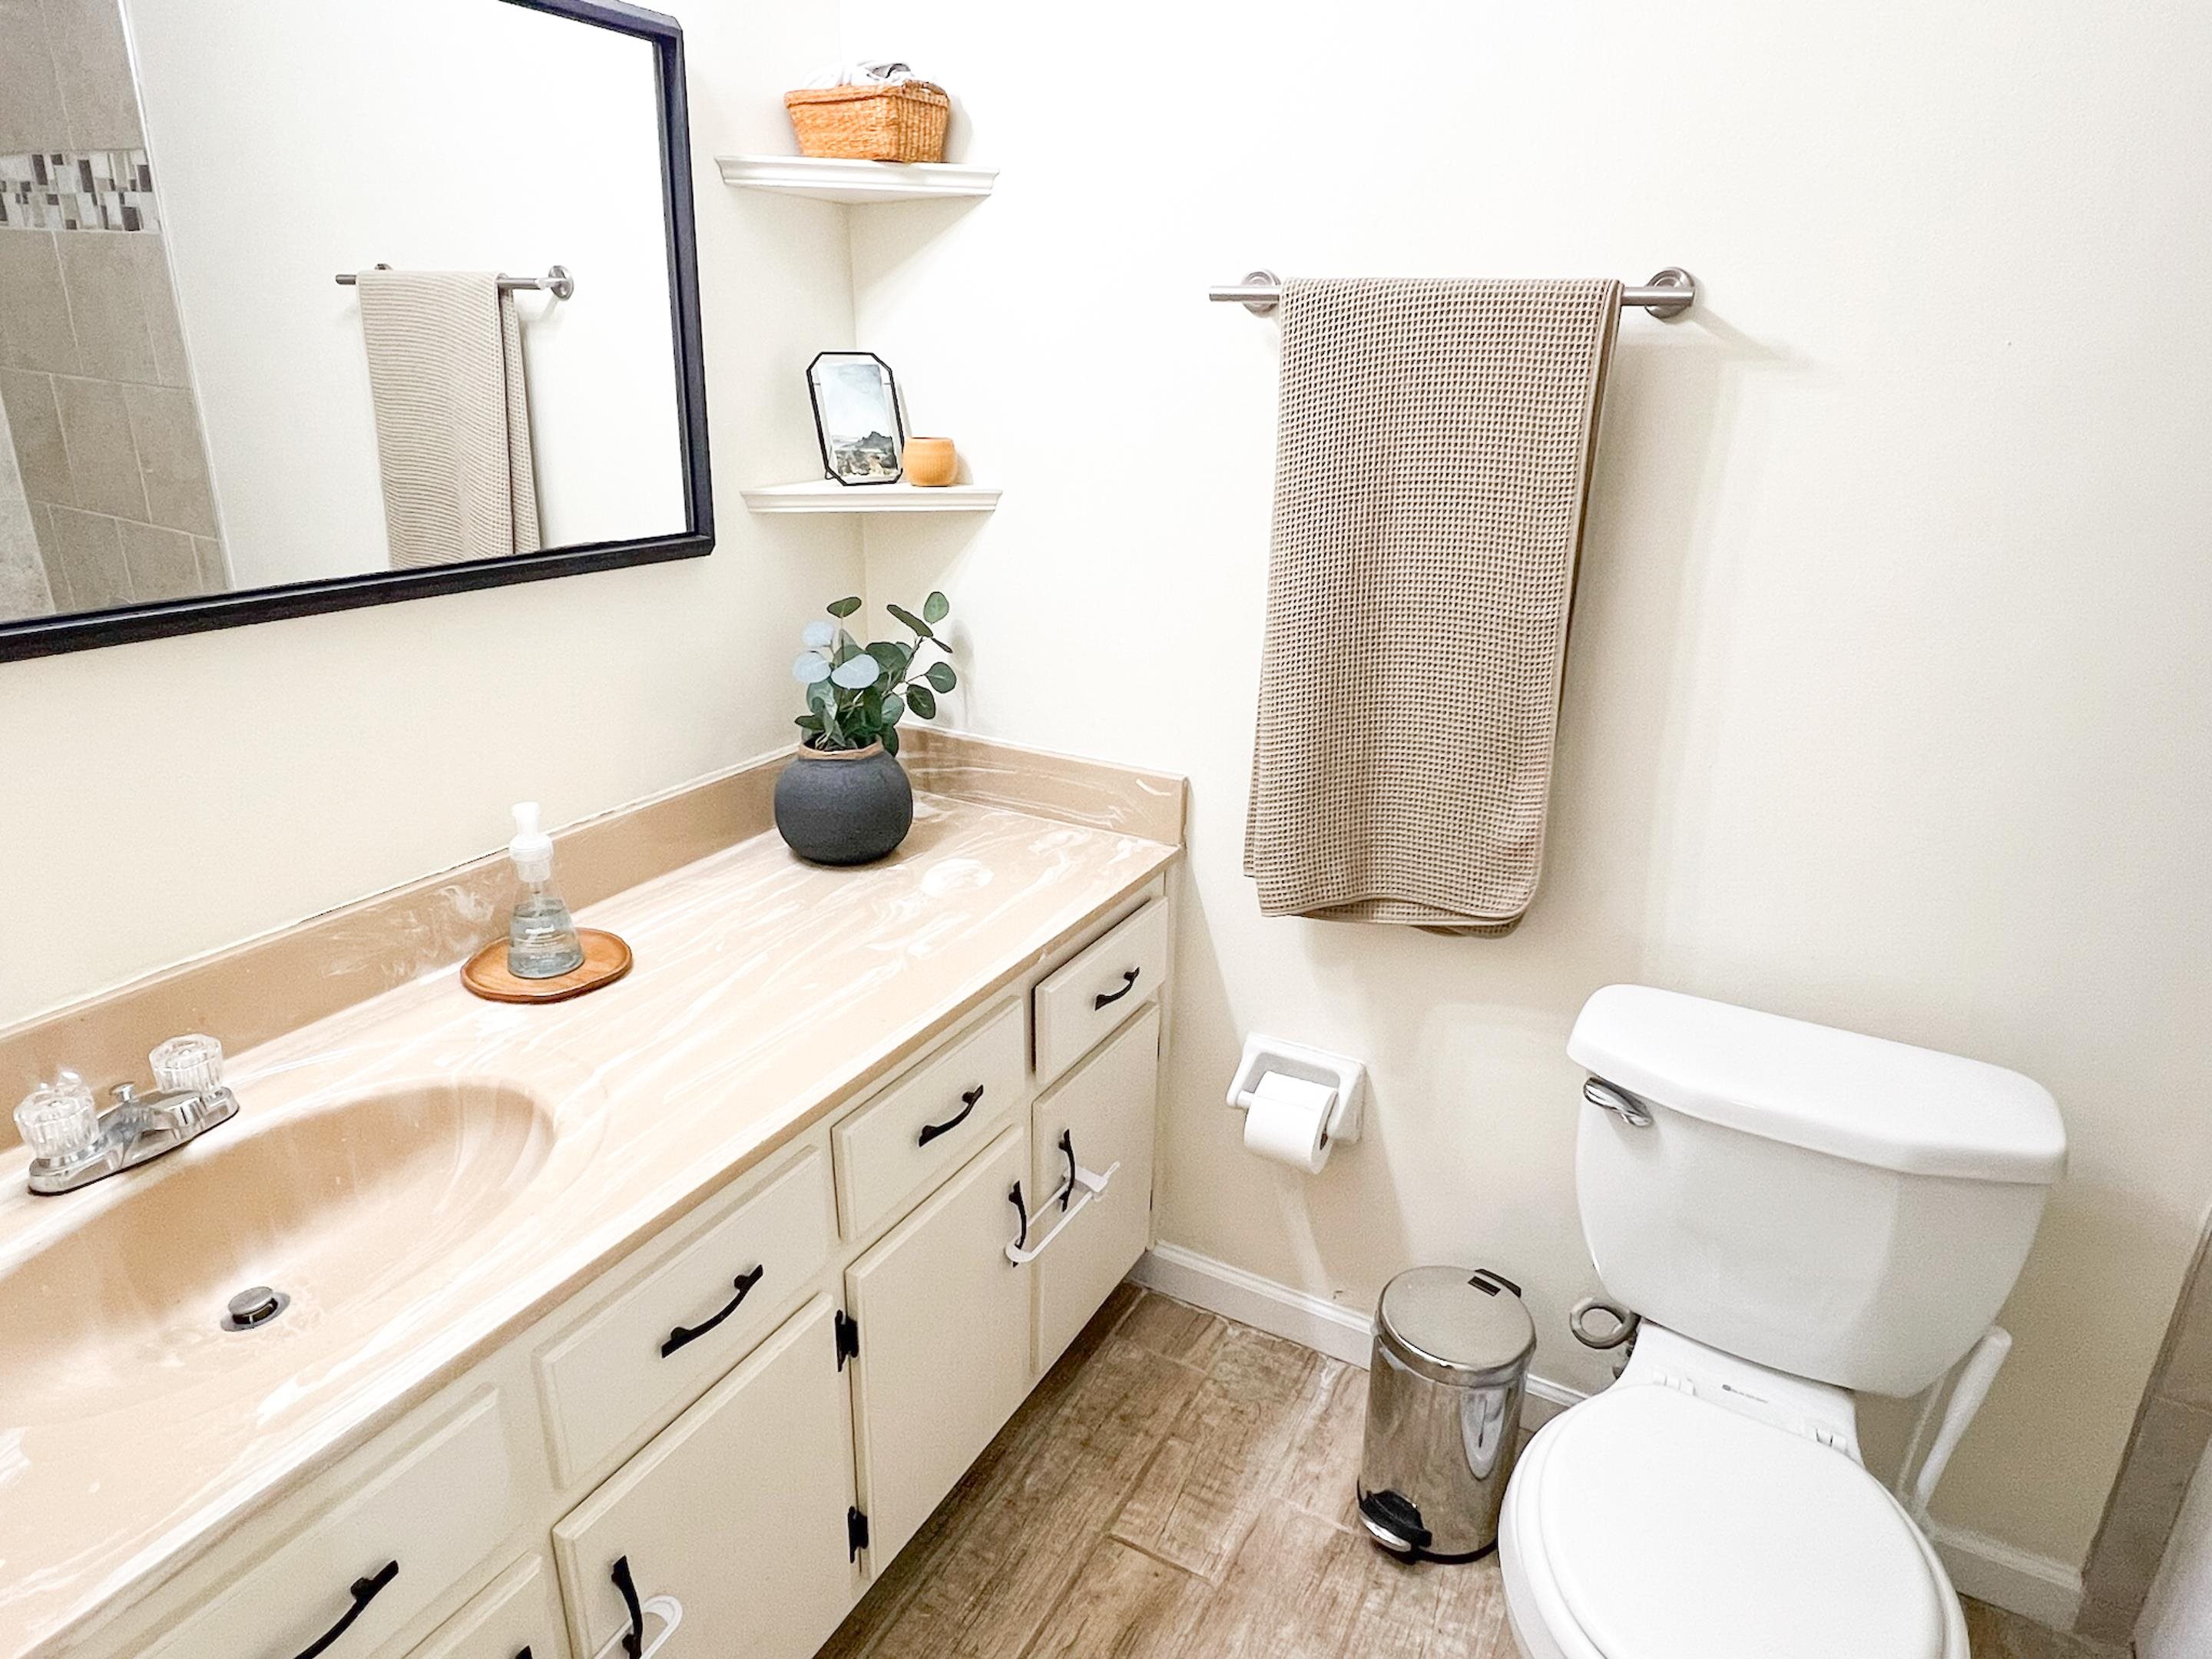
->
[806,351,906,485]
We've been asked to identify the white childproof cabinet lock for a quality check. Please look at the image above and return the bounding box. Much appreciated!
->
[1227,1035,1366,1141]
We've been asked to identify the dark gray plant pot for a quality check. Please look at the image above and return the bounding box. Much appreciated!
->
[774,741,914,866]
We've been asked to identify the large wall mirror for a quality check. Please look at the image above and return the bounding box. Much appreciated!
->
[0,0,709,661]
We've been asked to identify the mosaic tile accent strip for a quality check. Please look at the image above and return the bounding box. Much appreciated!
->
[0,149,159,233]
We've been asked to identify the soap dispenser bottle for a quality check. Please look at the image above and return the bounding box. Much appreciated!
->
[506,801,584,979]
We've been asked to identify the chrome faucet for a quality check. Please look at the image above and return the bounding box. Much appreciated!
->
[15,1035,237,1195]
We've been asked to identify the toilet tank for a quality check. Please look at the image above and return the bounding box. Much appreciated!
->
[1568,985,2066,1397]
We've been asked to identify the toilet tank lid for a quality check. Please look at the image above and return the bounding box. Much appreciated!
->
[1568,985,2066,1184]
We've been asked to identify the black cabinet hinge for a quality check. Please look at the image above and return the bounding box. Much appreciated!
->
[835,1310,859,1369]
[847,1506,870,1561]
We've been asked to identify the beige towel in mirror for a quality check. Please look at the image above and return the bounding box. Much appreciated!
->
[355,270,541,569]
[1243,277,1621,932]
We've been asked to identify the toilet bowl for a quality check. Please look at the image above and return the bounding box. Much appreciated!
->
[1495,985,2065,1659]
[1498,1327,1969,1659]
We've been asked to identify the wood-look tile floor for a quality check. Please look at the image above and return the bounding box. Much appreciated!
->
[819,1287,2128,1659]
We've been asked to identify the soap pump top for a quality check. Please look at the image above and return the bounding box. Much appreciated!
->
[509,800,555,883]
[505,800,585,980]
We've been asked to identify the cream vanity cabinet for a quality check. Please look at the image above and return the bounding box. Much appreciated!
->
[846,1124,1034,1567]
[551,1298,860,1659]
[126,888,1171,1659]
[1029,1002,1163,1372]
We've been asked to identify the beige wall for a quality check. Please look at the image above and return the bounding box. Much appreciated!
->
[843,0,2212,1575]
[0,0,865,1023]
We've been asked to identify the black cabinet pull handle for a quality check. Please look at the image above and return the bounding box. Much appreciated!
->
[291,1560,397,1659]
[611,1555,645,1659]
[918,1084,984,1147]
[660,1264,766,1357]
[1094,968,1140,1009]
[1009,1181,1029,1251]
[1058,1130,1077,1212]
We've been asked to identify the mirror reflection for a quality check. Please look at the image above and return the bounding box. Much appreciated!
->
[0,0,692,628]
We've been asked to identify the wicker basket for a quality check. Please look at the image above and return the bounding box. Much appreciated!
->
[783,81,950,164]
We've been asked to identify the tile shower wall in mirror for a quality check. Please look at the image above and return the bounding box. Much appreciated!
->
[0,0,225,618]
[0,0,695,633]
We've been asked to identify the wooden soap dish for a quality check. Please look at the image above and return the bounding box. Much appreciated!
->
[462,930,634,1004]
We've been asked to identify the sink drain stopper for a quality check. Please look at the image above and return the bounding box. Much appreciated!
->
[222,1285,290,1330]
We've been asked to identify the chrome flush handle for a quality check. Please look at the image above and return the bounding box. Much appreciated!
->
[1582,1078,1653,1128]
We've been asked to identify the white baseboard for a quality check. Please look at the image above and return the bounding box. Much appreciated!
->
[1126,1243,2084,1623]
[1129,1242,1375,1365]
[1928,1521,2085,1630]
[1128,1244,1580,1423]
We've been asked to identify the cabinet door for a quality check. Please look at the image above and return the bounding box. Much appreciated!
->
[845,1124,1031,1571]
[551,1298,857,1659]
[1031,1003,1161,1373]
[407,1551,569,1659]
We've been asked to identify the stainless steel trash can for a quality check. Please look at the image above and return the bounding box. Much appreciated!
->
[1357,1266,1535,1561]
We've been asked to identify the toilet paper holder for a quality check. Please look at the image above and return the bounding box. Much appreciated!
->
[1226,1035,1366,1145]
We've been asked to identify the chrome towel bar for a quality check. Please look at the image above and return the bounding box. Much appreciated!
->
[336,263,575,300]
[1210,266,1694,319]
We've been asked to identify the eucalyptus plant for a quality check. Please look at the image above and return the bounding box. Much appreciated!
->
[791,591,957,755]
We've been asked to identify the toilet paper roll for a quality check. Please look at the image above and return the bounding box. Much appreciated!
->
[1241,1071,1338,1174]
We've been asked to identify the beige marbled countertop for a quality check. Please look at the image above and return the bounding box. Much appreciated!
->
[0,790,1178,1659]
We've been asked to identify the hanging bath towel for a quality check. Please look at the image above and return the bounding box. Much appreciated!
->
[1243,277,1621,932]
[355,270,541,568]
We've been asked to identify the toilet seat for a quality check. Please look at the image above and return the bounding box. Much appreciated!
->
[1501,1382,1966,1659]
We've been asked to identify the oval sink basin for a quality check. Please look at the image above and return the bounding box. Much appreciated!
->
[0,1076,557,1424]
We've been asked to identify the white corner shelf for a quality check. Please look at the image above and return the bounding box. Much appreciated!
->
[716,154,997,204]
[741,482,1002,515]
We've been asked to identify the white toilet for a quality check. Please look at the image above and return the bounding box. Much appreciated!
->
[1499,985,2068,1659]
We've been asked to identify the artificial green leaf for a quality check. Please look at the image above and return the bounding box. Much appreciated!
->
[795,712,825,733]
[882,725,900,756]
[827,596,862,618]
[807,677,834,712]
[922,590,949,624]
[866,641,909,679]
[907,685,937,720]
[886,602,932,639]
[882,693,905,726]
[924,661,957,694]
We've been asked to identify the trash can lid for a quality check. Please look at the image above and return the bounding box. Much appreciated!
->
[1376,1266,1536,1387]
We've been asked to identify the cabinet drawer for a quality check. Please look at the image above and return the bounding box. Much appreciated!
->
[834,1000,1024,1243]
[408,1551,569,1659]
[1031,900,1170,1088]
[1032,1004,1161,1372]
[148,1392,518,1659]
[536,1147,834,1487]
[553,1298,859,1659]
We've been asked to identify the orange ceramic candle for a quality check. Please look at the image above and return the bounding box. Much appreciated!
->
[903,436,958,487]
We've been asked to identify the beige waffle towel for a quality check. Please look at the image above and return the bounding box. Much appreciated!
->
[1243,277,1621,931]
[355,270,541,569]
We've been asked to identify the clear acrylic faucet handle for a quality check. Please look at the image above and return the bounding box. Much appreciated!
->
[151,1034,224,1094]
[16,1071,99,1164]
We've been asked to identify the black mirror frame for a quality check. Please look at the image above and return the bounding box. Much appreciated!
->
[0,0,712,664]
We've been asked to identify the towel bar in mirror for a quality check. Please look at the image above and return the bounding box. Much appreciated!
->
[335,265,578,300]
